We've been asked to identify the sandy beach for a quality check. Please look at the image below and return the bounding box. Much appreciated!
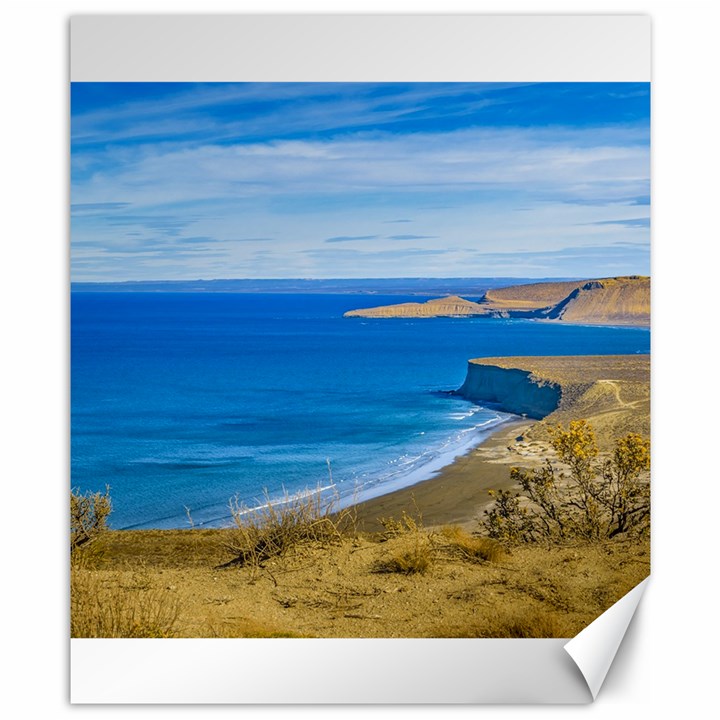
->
[353,419,533,532]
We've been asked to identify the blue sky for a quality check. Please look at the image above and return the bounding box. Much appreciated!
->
[71,82,650,281]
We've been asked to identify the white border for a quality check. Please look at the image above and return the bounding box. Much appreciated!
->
[72,638,590,704]
[70,15,650,81]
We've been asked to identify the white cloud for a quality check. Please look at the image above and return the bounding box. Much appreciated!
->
[74,124,649,208]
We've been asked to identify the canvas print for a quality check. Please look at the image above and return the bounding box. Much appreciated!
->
[70,82,650,639]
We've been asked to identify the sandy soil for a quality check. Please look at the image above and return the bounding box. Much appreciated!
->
[73,527,649,639]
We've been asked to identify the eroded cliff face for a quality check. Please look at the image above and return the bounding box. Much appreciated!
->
[537,278,650,325]
[456,363,561,419]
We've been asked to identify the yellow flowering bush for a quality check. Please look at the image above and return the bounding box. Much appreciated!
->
[482,421,650,543]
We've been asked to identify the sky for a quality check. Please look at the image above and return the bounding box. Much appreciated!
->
[71,82,650,282]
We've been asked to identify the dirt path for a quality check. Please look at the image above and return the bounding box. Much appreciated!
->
[597,379,637,409]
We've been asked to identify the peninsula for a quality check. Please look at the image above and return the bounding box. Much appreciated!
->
[344,275,650,326]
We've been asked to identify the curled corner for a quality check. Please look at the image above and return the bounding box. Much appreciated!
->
[564,577,649,700]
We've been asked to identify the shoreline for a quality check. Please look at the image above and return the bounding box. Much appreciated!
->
[114,417,534,533]
[352,353,651,532]
[109,354,649,534]
[352,418,534,532]
[118,412,518,531]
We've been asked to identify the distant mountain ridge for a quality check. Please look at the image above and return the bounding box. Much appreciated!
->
[343,276,650,326]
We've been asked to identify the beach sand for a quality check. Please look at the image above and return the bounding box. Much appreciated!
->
[353,419,534,532]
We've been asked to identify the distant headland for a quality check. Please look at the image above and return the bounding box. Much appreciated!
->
[343,276,650,326]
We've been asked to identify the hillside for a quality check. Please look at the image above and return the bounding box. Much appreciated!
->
[344,276,650,326]
[482,279,584,310]
[537,277,650,325]
[73,526,647,640]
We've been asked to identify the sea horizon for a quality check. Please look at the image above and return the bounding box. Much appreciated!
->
[70,276,584,296]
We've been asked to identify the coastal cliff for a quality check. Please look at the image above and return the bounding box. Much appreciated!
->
[344,276,650,326]
[457,363,560,419]
[456,355,651,443]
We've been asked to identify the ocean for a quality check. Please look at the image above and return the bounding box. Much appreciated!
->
[71,293,650,529]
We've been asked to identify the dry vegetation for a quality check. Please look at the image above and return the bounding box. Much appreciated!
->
[71,556,180,639]
[71,485,112,551]
[221,489,355,570]
[483,421,650,543]
[70,524,648,639]
[70,421,650,640]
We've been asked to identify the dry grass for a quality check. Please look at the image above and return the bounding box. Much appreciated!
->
[438,608,573,639]
[377,509,424,539]
[373,542,433,575]
[223,488,356,569]
[71,556,180,638]
[372,520,503,574]
[71,528,648,638]
[437,525,504,563]
[373,504,434,574]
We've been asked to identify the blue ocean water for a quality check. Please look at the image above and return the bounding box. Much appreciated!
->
[71,293,650,529]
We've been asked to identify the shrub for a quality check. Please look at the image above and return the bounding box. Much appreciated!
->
[602,432,651,537]
[482,420,650,543]
[71,486,112,551]
[482,489,536,544]
[373,505,434,574]
[223,488,355,568]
